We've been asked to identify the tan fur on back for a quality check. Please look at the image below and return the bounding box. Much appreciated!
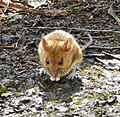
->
[45,30,74,41]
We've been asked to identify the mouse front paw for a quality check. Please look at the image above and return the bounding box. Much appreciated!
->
[66,67,80,79]
[67,68,76,79]
[39,68,46,75]
[67,72,76,79]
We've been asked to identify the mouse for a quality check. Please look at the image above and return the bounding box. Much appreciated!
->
[38,30,92,81]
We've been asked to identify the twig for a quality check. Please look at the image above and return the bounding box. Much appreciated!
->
[27,27,120,33]
[69,28,120,33]
[0,45,19,49]
[96,57,120,70]
[95,57,107,65]
[102,51,120,60]
[95,57,120,70]
[2,26,120,33]
[88,46,120,50]
[1,48,12,56]
[84,54,105,58]
[82,35,113,39]
[84,53,120,60]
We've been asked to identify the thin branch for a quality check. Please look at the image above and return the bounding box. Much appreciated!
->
[26,27,120,33]
[0,45,19,49]
[84,53,120,60]
[102,51,120,60]
[82,35,113,39]
[84,54,105,58]
[95,57,108,65]
[88,46,120,50]
[69,28,120,34]
[2,26,120,33]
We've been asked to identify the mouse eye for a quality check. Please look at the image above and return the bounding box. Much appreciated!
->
[58,59,63,65]
[46,58,50,65]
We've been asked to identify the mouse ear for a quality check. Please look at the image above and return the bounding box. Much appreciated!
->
[41,38,49,50]
[62,38,71,51]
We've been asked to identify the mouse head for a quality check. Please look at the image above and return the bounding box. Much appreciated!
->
[38,37,76,81]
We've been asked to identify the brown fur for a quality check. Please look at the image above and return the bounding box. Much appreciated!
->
[38,30,83,80]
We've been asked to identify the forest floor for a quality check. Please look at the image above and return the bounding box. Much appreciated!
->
[0,0,120,116]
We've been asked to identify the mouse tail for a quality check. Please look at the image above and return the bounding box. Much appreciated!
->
[81,33,93,51]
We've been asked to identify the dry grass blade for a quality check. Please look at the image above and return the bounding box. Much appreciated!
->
[4,0,10,13]
[0,1,41,14]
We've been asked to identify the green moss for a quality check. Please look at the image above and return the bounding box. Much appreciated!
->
[79,85,83,89]
[89,69,102,80]
[4,83,12,87]
[43,105,49,111]
[98,91,110,99]
[113,103,119,106]
[85,92,95,99]
[116,90,120,95]
[75,101,81,105]
[69,109,74,114]
[80,66,90,76]
[94,70,102,77]
[52,110,60,115]
[69,95,75,99]
[49,98,57,103]
[4,82,18,88]
[0,87,7,94]
[111,43,119,47]
[0,82,19,94]
[33,112,37,117]
[60,95,72,103]
[95,62,102,67]
[13,91,20,95]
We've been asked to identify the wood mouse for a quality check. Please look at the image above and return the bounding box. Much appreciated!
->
[38,30,92,81]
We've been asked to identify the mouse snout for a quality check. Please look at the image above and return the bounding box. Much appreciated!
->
[50,69,59,78]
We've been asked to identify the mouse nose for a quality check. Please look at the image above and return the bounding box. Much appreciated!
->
[51,69,59,78]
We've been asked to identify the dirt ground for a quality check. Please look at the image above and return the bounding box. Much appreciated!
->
[0,0,120,116]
